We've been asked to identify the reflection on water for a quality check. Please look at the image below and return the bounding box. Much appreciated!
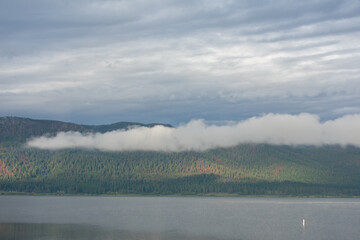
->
[0,223,221,240]
[0,196,359,240]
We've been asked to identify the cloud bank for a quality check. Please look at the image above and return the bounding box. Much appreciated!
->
[1,1,360,124]
[27,113,360,152]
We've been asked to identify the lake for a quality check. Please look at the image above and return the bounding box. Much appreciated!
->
[0,196,359,240]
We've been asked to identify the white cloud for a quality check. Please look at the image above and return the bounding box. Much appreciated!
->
[27,113,360,152]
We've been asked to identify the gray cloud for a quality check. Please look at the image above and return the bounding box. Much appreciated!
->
[27,113,360,152]
[1,0,360,124]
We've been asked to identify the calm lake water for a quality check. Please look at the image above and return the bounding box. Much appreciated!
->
[0,196,359,240]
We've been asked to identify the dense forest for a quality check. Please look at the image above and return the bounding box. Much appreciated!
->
[1,117,359,196]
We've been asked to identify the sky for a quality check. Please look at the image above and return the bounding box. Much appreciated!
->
[1,0,360,126]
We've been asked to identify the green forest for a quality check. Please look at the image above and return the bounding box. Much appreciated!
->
[1,117,360,196]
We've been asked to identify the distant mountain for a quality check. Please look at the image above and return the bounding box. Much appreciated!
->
[0,116,171,145]
[0,116,359,196]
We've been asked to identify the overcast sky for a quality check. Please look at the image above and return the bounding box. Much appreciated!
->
[1,0,360,125]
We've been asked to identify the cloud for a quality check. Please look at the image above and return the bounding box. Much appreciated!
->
[27,113,360,152]
[1,1,360,124]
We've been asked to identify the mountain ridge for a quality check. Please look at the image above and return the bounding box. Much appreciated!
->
[0,116,359,196]
[0,116,172,145]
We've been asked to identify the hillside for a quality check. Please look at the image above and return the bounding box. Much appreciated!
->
[0,117,359,196]
[0,116,171,146]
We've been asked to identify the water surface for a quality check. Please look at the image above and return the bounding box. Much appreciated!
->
[0,196,359,240]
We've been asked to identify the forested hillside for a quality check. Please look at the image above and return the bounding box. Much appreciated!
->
[0,117,359,196]
[0,117,171,146]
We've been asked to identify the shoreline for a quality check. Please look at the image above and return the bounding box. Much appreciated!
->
[1,191,359,198]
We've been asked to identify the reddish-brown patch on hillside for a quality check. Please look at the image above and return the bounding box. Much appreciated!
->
[272,165,284,177]
[195,159,217,174]
[0,160,14,177]
[181,166,194,175]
